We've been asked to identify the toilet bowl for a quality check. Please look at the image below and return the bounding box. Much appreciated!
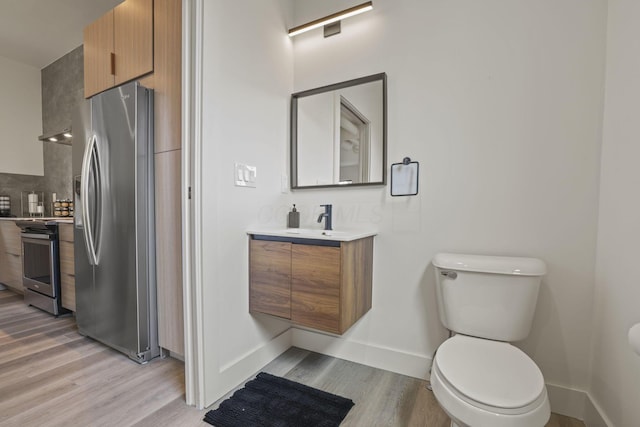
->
[431,253,550,427]
[430,335,550,427]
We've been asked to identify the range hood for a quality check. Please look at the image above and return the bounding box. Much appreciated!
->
[38,128,72,145]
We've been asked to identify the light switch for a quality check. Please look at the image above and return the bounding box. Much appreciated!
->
[235,162,257,188]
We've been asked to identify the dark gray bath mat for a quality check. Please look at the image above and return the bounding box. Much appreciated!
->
[203,372,354,427]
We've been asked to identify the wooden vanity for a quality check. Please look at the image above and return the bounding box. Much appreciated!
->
[248,229,375,335]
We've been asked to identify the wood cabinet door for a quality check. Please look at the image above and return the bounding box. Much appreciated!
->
[0,252,23,292]
[0,221,23,292]
[249,240,292,319]
[153,0,182,153]
[59,240,76,311]
[155,150,184,355]
[291,244,341,334]
[0,221,22,255]
[114,0,153,86]
[84,10,115,98]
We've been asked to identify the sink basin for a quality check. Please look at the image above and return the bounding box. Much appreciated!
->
[247,227,377,242]
[284,228,345,237]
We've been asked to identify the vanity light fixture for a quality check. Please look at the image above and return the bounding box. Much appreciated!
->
[288,1,373,38]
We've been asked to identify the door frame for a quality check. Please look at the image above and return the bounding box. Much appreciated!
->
[181,0,205,409]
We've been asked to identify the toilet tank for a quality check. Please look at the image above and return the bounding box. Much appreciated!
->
[432,253,547,342]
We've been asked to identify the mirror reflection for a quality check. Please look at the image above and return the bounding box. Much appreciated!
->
[291,73,387,189]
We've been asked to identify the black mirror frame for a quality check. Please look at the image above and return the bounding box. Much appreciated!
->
[291,72,387,190]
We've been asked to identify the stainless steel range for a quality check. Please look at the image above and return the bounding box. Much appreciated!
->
[16,220,70,316]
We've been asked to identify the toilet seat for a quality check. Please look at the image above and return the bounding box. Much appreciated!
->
[430,335,550,426]
[436,335,545,411]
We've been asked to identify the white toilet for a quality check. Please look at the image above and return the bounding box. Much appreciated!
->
[430,253,551,427]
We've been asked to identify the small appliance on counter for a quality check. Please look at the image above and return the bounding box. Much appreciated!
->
[0,195,11,217]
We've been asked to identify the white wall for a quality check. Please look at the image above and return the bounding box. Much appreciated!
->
[290,0,607,397]
[199,0,294,406]
[0,55,43,176]
[590,0,640,425]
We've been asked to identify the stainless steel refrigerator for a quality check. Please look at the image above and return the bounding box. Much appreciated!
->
[72,81,159,363]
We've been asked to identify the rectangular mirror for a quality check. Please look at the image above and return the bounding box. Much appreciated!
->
[291,73,387,189]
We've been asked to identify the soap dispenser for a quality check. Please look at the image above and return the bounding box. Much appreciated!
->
[288,204,300,228]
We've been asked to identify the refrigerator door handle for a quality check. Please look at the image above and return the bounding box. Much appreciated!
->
[81,134,99,266]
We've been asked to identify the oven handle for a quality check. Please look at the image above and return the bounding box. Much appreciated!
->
[21,233,53,241]
[81,134,98,266]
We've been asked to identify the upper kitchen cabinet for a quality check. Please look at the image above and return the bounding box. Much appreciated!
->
[84,0,153,98]
[84,11,114,98]
[114,0,153,86]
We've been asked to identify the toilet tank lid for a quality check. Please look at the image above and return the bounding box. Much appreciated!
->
[433,253,547,276]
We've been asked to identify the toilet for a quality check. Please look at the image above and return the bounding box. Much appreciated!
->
[430,253,551,427]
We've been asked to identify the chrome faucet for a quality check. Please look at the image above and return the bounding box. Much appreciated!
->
[317,204,333,231]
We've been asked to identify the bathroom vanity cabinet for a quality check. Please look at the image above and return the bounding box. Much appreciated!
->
[249,234,374,335]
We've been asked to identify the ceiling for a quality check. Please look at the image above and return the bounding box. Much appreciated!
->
[0,0,123,69]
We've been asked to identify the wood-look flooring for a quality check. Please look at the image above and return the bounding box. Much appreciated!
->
[0,289,585,427]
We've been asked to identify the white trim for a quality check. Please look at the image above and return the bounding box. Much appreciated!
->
[291,328,431,379]
[524,384,611,425]
[545,384,587,419]
[200,330,293,408]
[213,329,293,403]
[182,0,206,409]
[584,393,612,427]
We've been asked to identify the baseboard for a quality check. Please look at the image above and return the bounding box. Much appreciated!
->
[205,328,293,407]
[291,327,431,379]
[545,384,587,419]
[219,328,293,375]
[583,393,611,427]
[545,384,610,426]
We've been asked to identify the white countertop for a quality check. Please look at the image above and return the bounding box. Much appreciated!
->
[0,217,74,224]
[247,227,377,242]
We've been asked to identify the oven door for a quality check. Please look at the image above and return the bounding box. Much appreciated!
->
[21,233,59,298]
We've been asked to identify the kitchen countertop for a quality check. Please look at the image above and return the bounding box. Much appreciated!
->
[0,217,74,224]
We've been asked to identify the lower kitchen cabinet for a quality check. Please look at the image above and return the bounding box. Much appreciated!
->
[58,223,76,311]
[0,221,23,293]
[249,236,374,335]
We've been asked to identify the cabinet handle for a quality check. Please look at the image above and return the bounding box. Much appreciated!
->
[110,52,115,75]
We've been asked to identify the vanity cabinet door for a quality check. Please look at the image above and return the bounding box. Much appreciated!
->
[291,245,341,334]
[249,240,292,319]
